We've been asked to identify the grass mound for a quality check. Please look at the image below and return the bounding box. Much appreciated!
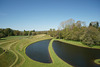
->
[0,48,3,54]
[94,59,100,65]
[0,50,16,67]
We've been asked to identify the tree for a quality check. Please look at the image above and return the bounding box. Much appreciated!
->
[28,31,31,36]
[33,30,35,32]
[97,22,99,28]
[76,21,81,28]
[71,27,80,40]
[23,30,28,36]
[89,22,99,28]
[89,23,92,27]
[0,33,4,39]
[57,19,100,46]
[81,26,100,46]
[58,19,75,39]
[59,18,75,30]
[32,32,36,36]
[13,30,21,36]
[4,28,13,36]
[0,29,3,33]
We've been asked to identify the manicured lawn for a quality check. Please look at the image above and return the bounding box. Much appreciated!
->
[0,35,72,67]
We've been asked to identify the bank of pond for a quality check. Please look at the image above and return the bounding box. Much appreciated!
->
[25,39,100,67]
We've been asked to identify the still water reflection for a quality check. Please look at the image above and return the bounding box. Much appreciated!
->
[53,41,100,67]
[26,40,52,63]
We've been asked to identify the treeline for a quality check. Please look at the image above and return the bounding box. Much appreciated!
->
[0,28,31,38]
[0,28,48,38]
[1,19,100,46]
[48,19,100,46]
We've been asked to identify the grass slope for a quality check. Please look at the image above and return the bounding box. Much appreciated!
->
[0,35,100,67]
[0,36,24,67]
[48,39,72,67]
[0,50,16,67]
[0,48,3,54]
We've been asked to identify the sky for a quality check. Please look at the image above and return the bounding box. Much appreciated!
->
[0,0,100,31]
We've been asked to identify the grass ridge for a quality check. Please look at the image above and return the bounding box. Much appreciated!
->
[48,39,72,67]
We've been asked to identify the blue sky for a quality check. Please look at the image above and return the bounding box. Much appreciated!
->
[0,0,100,31]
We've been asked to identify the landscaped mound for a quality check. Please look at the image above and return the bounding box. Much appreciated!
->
[94,59,100,65]
[0,50,16,67]
[0,48,3,54]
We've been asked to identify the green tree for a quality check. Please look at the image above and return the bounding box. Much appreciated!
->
[4,28,13,36]
[89,22,99,28]
[0,33,4,39]
[81,26,100,46]
[13,30,21,36]
[23,30,28,36]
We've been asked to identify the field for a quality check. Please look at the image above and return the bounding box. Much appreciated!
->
[0,34,72,67]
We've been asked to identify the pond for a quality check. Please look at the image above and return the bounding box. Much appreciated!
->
[26,39,52,63]
[53,41,100,67]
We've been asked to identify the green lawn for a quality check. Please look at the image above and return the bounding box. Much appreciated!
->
[0,50,16,67]
[94,59,100,65]
[0,48,3,54]
[0,35,72,67]
[0,35,100,67]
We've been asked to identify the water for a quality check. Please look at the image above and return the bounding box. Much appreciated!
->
[53,41,100,67]
[26,39,52,63]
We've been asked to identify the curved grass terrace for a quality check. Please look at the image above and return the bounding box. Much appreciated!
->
[94,59,100,65]
[0,35,100,67]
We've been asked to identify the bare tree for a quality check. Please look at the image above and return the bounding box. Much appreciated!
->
[59,18,75,30]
